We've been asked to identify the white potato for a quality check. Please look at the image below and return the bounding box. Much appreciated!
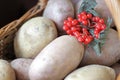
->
[43,0,74,35]
[0,59,16,80]
[29,35,84,80]
[11,58,32,80]
[80,29,120,66]
[65,65,116,80]
[14,17,57,58]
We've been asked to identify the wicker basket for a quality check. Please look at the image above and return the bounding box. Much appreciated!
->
[0,0,48,59]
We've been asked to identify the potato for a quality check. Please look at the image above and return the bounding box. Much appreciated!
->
[29,35,84,80]
[75,0,113,25]
[11,58,32,80]
[71,0,80,5]
[43,0,74,35]
[111,63,120,76]
[14,17,57,58]
[0,59,16,80]
[80,29,120,66]
[65,64,116,80]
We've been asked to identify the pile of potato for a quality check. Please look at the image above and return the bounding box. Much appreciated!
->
[1,0,120,80]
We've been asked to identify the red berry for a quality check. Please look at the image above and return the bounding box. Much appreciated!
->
[82,28,89,35]
[81,35,87,40]
[99,19,104,24]
[95,16,100,22]
[71,27,77,32]
[82,14,87,20]
[77,14,82,18]
[95,34,99,39]
[63,25,69,31]
[66,30,72,35]
[66,22,72,27]
[81,11,87,15]
[94,28,100,34]
[89,35,93,40]
[78,18,82,22]
[73,31,80,37]
[64,20,68,25]
[92,17,96,22]
[78,36,84,42]
[101,24,106,30]
[87,13,92,19]
[67,17,73,21]
[76,25,81,31]
[82,20,88,25]
[84,38,91,44]
[95,23,102,30]
[72,19,78,25]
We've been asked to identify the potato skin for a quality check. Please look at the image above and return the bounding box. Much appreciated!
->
[71,0,80,5]
[14,17,57,58]
[0,59,16,80]
[80,29,120,66]
[43,0,74,35]
[65,65,116,80]
[11,58,32,80]
[112,63,120,76]
[29,35,84,80]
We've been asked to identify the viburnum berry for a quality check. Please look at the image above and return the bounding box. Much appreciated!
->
[63,25,69,31]
[81,11,87,15]
[95,23,102,30]
[66,22,72,27]
[99,18,104,24]
[95,33,99,39]
[73,31,80,38]
[92,17,96,22]
[67,17,73,21]
[64,20,68,25]
[78,36,84,42]
[87,13,92,19]
[71,27,77,32]
[66,30,72,35]
[95,16,100,22]
[101,24,106,30]
[72,19,78,25]
[63,11,107,45]
[78,18,82,22]
[81,14,87,20]
[82,20,88,25]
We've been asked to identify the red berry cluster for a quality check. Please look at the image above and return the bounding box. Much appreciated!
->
[63,11,106,45]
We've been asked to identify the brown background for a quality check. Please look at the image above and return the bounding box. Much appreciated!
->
[0,0,38,27]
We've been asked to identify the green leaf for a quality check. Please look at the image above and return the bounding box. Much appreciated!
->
[79,0,112,55]
[93,42,101,55]
[79,0,97,13]
[87,9,100,17]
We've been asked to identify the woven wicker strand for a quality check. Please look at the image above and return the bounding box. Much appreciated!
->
[0,0,48,59]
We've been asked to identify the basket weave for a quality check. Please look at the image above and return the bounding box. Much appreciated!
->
[0,0,48,59]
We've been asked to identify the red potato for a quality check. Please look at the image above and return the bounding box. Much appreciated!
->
[29,35,84,80]
[11,58,33,80]
[80,28,120,66]
[43,0,74,35]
